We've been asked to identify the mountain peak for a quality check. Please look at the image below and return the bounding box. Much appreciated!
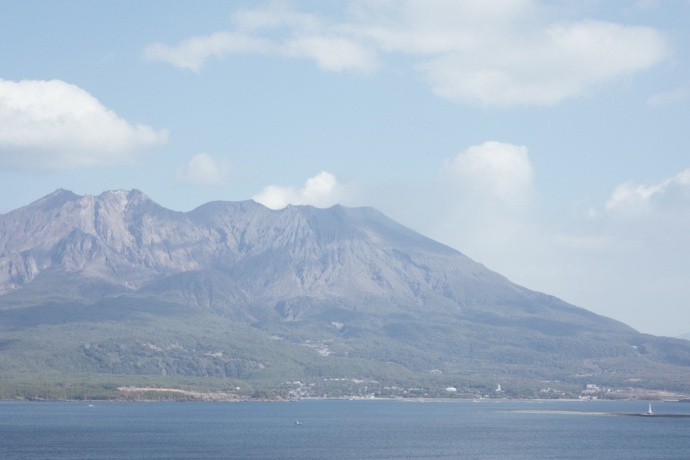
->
[22,189,155,214]
[93,188,156,211]
[26,188,81,211]
[97,188,148,199]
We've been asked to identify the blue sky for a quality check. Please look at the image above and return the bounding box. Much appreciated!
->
[1,0,689,336]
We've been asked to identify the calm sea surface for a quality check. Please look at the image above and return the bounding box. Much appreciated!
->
[1,399,689,459]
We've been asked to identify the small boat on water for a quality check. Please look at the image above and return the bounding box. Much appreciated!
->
[647,403,653,415]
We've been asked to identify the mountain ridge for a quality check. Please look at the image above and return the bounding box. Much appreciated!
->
[1,189,689,399]
[2,189,511,313]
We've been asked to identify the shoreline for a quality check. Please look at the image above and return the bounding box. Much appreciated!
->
[3,395,690,404]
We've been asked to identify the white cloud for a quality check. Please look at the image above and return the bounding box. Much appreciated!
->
[602,169,690,216]
[369,142,538,273]
[283,36,378,73]
[253,171,346,209]
[176,153,233,186]
[441,141,533,207]
[417,18,668,106]
[439,144,534,261]
[144,2,378,74]
[143,32,273,72]
[647,87,689,107]
[144,0,670,107]
[0,78,167,170]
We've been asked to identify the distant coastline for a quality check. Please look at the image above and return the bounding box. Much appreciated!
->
[511,409,690,418]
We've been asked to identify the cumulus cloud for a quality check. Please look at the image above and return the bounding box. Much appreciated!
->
[441,141,533,207]
[376,141,539,273]
[601,169,690,217]
[253,171,346,209]
[176,153,233,186]
[144,0,670,107]
[0,78,167,170]
[428,147,690,335]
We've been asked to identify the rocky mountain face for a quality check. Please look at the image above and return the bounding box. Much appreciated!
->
[0,189,609,322]
[0,190,525,319]
[1,189,689,396]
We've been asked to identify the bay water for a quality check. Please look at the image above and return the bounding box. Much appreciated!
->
[1,399,689,459]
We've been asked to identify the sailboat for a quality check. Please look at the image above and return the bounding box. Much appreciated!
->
[647,403,653,415]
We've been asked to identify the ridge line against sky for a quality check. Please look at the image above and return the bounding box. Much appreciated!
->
[0,0,689,336]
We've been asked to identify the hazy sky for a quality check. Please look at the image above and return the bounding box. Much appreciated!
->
[1,1,689,336]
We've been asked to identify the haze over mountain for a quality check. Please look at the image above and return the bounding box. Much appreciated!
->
[1,189,689,398]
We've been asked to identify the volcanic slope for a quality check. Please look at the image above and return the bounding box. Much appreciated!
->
[1,189,689,396]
